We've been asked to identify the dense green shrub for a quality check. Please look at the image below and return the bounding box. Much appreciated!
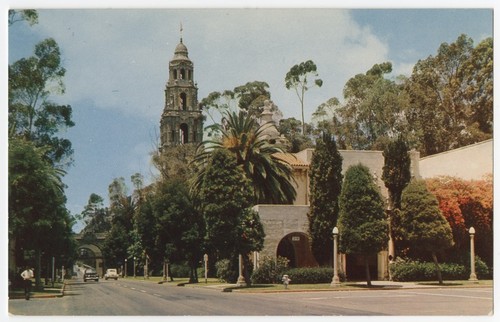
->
[215,259,238,283]
[169,263,190,278]
[390,257,490,282]
[251,256,289,284]
[283,267,346,284]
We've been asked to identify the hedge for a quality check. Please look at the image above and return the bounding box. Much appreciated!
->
[390,257,490,282]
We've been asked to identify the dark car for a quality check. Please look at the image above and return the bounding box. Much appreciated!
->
[83,268,99,282]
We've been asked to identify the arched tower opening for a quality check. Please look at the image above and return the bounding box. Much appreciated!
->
[180,123,189,144]
[180,92,187,110]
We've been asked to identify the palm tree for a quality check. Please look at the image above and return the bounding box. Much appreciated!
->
[192,110,296,204]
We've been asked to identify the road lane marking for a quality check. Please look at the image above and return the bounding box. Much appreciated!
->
[401,291,492,300]
[306,294,413,300]
[140,290,147,293]
[153,293,161,297]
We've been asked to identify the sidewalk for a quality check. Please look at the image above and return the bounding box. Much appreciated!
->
[8,282,66,300]
[184,279,492,293]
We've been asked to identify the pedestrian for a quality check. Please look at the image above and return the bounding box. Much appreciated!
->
[21,267,34,300]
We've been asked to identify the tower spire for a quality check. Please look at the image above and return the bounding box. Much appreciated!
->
[180,22,183,43]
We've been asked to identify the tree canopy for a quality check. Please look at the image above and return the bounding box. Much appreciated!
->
[314,34,492,155]
[193,110,296,204]
[338,164,388,285]
[285,60,323,135]
[9,38,74,165]
[397,180,454,284]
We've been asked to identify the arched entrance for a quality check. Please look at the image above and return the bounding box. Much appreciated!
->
[77,244,104,277]
[276,232,318,267]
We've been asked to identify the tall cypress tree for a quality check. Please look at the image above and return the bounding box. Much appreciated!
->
[382,137,411,209]
[338,164,388,286]
[308,132,343,266]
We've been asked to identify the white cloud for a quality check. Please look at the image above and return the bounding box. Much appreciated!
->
[29,9,389,122]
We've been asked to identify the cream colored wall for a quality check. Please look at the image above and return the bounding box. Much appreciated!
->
[253,205,310,259]
[419,139,492,180]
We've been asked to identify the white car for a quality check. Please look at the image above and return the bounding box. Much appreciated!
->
[104,268,119,280]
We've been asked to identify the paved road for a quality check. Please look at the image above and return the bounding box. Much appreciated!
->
[9,278,493,316]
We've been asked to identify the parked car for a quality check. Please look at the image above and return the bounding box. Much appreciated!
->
[83,268,99,282]
[104,268,119,280]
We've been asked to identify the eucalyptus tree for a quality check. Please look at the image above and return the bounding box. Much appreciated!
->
[8,9,38,26]
[406,34,493,156]
[9,38,74,165]
[278,117,315,153]
[193,110,296,204]
[78,193,111,235]
[285,60,323,135]
[328,62,410,150]
[199,80,272,125]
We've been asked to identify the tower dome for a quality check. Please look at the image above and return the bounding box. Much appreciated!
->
[172,38,190,61]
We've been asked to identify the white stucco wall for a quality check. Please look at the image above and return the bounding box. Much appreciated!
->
[419,139,492,180]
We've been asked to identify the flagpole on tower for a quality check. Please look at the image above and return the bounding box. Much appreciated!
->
[180,22,183,42]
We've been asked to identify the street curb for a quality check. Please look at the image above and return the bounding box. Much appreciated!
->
[8,282,66,300]
[222,283,493,293]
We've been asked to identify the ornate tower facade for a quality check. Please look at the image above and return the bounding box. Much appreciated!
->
[160,36,203,149]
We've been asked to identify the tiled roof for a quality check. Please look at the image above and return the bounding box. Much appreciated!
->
[272,153,309,168]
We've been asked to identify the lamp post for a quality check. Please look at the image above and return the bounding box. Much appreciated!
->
[331,226,341,287]
[469,227,478,282]
[133,256,136,278]
[203,254,208,284]
[124,259,127,278]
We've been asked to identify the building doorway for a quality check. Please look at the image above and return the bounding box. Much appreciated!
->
[276,232,318,268]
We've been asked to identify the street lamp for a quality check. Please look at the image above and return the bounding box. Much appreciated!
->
[469,227,478,282]
[331,226,341,287]
[203,254,208,284]
[133,256,136,278]
[124,259,127,278]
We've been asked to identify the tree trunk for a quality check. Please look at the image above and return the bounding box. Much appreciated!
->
[243,254,252,286]
[365,256,372,287]
[431,252,443,285]
[35,248,43,290]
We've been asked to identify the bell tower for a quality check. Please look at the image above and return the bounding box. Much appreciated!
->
[160,31,203,149]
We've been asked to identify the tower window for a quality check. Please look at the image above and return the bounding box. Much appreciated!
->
[173,70,177,80]
[180,69,186,79]
[180,123,189,144]
[188,70,192,80]
[180,93,187,110]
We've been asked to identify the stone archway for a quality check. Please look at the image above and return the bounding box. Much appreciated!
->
[276,232,317,268]
[78,244,104,277]
[254,205,318,268]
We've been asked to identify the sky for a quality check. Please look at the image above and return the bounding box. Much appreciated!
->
[4,1,495,233]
